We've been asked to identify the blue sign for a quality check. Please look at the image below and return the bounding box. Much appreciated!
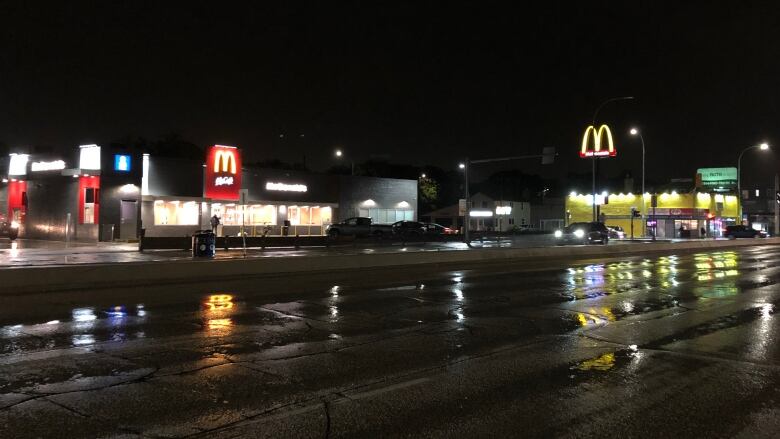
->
[114,154,131,172]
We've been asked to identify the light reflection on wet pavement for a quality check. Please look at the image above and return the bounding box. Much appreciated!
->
[2,246,780,437]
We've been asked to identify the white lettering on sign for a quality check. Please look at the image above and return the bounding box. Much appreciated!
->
[215,176,234,186]
[31,160,67,172]
[266,182,307,192]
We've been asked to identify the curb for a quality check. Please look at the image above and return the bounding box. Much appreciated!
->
[0,238,777,295]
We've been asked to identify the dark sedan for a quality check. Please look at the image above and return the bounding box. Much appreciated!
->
[423,223,457,236]
[554,222,609,245]
[392,221,426,237]
[723,225,767,239]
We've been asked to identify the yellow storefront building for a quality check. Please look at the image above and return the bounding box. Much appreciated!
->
[566,191,740,238]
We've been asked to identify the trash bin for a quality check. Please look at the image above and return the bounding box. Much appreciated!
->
[192,230,216,257]
[282,220,291,236]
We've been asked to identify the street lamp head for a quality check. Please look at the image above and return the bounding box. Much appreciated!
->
[335,149,343,157]
[629,128,639,135]
[760,142,770,150]
[420,173,426,178]
[458,163,466,169]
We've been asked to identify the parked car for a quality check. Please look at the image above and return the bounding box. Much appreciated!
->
[554,222,609,245]
[392,221,426,237]
[326,217,394,237]
[0,214,19,241]
[423,223,456,236]
[723,225,767,239]
[607,226,625,239]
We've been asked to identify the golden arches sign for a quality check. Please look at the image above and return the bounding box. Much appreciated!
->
[214,149,237,174]
[579,124,616,158]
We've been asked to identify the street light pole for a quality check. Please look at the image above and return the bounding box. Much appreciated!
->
[335,149,355,176]
[630,128,646,237]
[590,96,634,221]
[737,142,770,223]
[459,162,470,244]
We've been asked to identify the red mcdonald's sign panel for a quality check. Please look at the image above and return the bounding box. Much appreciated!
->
[205,145,242,200]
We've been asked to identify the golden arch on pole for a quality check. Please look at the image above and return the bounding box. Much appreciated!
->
[580,124,616,158]
[214,150,237,174]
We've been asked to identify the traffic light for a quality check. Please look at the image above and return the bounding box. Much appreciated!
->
[776,191,780,204]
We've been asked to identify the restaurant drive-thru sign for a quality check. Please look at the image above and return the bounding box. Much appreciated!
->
[205,145,242,200]
[579,124,616,158]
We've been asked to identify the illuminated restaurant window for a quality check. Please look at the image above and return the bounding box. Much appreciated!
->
[321,206,333,224]
[154,201,199,225]
[285,206,331,225]
[211,204,238,225]
[249,205,277,225]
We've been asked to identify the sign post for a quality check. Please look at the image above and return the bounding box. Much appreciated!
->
[239,189,248,256]
[650,194,658,241]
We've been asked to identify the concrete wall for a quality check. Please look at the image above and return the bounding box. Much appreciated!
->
[338,175,417,221]
[23,175,81,241]
[241,167,339,204]
[98,149,143,241]
[0,185,6,220]
[147,157,204,198]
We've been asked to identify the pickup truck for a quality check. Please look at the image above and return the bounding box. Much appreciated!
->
[326,217,394,237]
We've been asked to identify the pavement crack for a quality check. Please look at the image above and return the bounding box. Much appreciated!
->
[43,396,91,418]
[322,399,332,439]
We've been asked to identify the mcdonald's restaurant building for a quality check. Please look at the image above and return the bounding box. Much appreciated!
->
[2,144,417,241]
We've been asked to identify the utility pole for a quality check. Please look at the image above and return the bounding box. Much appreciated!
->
[775,174,779,236]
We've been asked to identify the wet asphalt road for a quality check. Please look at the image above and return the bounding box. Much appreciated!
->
[2,245,780,438]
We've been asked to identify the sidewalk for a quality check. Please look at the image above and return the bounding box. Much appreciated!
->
[0,236,760,268]
[0,237,777,295]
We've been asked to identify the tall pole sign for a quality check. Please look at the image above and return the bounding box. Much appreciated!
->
[580,124,617,222]
[204,145,242,200]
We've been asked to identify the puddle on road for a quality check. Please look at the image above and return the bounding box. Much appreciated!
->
[569,348,640,375]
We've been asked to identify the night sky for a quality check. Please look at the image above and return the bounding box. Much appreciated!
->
[1,2,779,188]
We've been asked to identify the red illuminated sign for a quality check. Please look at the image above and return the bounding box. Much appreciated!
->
[205,145,242,200]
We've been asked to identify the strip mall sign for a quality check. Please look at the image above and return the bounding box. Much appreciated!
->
[579,124,616,158]
[205,145,242,200]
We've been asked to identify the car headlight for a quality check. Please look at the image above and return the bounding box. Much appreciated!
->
[573,229,585,238]
[554,230,562,238]
[10,221,19,229]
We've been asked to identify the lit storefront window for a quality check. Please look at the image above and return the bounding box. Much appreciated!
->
[286,206,330,225]
[358,208,414,223]
[250,205,276,225]
[212,204,278,226]
[210,204,333,228]
[154,201,199,225]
